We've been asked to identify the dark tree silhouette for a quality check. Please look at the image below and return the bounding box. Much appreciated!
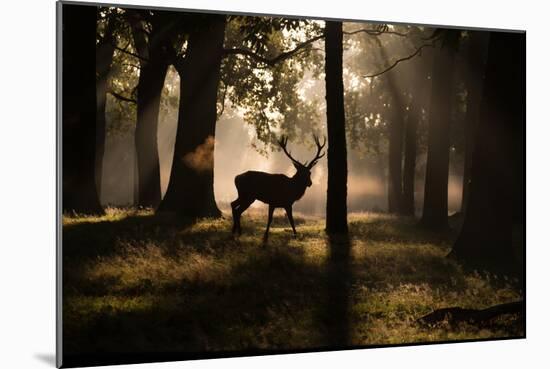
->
[420,30,460,230]
[402,109,418,215]
[325,21,349,234]
[62,4,103,214]
[450,31,525,268]
[158,15,226,217]
[402,55,432,216]
[231,136,325,241]
[95,9,117,201]
[128,11,171,208]
[460,31,489,213]
[386,69,405,214]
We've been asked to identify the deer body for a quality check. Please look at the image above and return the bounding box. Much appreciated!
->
[235,171,308,206]
[231,136,326,241]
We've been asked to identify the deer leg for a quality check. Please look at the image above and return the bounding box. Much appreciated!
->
[285,206,297,236]
[236,198,254,235]
[231,199,240,234]
[263,205,275,242]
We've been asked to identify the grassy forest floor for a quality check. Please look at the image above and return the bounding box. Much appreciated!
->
[63,208,524,357]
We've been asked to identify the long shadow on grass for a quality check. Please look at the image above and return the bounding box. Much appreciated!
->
[321,233,352,347]
[63,213,195,261]
[349,216,457,246]
[63,234,335,360]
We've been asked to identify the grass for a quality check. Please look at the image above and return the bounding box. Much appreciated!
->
[62,208,524,357]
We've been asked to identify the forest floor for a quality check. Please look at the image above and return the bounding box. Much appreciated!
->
[62,208,524,359]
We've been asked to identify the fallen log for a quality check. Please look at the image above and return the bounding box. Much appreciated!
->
[417,300,524,326]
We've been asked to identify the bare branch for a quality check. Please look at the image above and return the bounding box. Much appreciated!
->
[363,43,433,78]
[223,34,324,67]
[343,29,409,37]
[108,90,137,104]
[113,45,148,62]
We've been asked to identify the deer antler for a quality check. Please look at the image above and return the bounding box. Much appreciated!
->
[277,136,304,167]
[306,135,327,168]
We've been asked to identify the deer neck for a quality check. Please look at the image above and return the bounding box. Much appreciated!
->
[290,174,308,201]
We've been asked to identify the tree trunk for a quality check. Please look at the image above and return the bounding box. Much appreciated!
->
[95,15,116,203]
[157,16,226,218]
[402,58,430,216]
[325,21,348,234]
[402,110,418,216]
[460,31,490,213]
[420,30,460,230]
[129,14,168,208]
[450,32,525,269]
[62,4,103,214]
[386,71,405,214]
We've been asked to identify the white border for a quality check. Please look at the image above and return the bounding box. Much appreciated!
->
[1,1,548,368]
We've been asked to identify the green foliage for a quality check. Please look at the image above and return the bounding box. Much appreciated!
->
[63,210,523,354]
[222,17,324,154]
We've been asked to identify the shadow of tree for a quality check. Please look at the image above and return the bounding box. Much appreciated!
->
[321,233,352,347]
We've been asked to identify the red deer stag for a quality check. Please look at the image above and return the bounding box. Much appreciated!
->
[231,135,326,241]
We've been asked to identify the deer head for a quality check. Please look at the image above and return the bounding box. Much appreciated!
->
[277,135,327,187]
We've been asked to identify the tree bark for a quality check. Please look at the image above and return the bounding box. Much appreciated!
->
[450,32,525,268]
[402,57,431,216]
[95,13,116,203]
[460,31,490,213]
[386,70,405,214]
[420,30,460,230]
[157,16,226,218]
[129,13,169,208]
[325,21,348,234]
[402,109,418,216]
[62,4,103,214]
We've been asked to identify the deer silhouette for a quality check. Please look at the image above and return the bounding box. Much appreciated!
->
[231,135,326,241]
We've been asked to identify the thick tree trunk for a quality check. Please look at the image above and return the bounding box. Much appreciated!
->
[420,30,460,230]
[325,21,348,234]
[129,14,169,208]
[134,61,167,208]
[157,16,226,218]
[95,15,116,203]
[62,4,103,214]
[460,32,489,213]
[450,32,525,268]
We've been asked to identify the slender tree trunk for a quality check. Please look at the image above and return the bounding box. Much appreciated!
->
[402,58,430,216]
[158,16,226,218]
[450,32,525,269]
[95,15,115,203]
[62,4,103,214]
[129,14,168,208]
[420,30,460,230]
[460,32,490,213]
[325,21,348,234]
[387,78,405,214]
[402,110,418,216]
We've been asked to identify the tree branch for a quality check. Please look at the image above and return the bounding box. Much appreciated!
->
[343,29,408,37]
[363,43,433,78]
[108,90,137,104]
[223,34,324,67]
[113,45,148,62]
